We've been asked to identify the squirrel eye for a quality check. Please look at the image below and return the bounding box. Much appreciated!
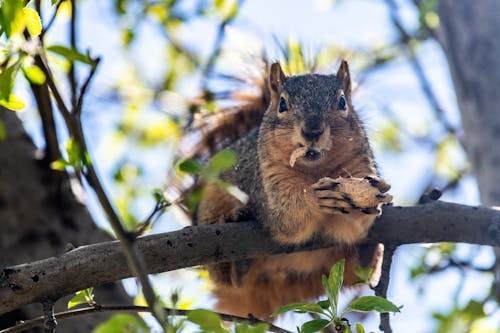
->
[278,97,288,113]
[338,95,347,111]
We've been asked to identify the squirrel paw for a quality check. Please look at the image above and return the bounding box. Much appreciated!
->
[311,176,392,215]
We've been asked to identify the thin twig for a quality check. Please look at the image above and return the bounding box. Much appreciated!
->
[0,305,291,333]
[75,57,100,115]
[41,0,65,38]
[133,201,170,237]
[374,245,397,333]
[36,33,168,332]
[69,0,78,109]
[383,0,457,135]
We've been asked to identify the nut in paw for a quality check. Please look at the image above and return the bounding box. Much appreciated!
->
[311,176,393,215]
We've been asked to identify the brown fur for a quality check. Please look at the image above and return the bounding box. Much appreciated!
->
[194,61,391,319]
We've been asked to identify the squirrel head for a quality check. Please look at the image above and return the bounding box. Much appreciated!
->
[262,61,362,168]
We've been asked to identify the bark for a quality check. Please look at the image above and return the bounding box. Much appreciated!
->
[0,108,130,331]
[436,0,500,296]
[2,201,500,316]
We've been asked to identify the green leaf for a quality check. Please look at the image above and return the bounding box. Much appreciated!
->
[186,309,228,333]
[50,158,69,171]
[300,319,331,333]
[317,299,330,309]
[0,64,18,100]
[23,8,42,37]
[354,266,374,284]
[0,0,24,37]
[152,189,169,205]
[346,296,400,314]
[22,65,46,84]
[68,287,95,309]
[178,159,203,174]
[235,321,269,333]
[323,260,344,315]
[272,303,326,317]
[47,45,93,65]
[207,149,237,174]
[93,314,149,333]
[0,94,25,111]
[355,322,365,333]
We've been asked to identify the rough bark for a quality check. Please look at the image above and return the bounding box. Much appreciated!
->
[0,108,130,331]
[2,201,500,316]
[436,0,500,296]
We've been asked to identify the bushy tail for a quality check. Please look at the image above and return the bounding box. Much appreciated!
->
[165,58,271,210]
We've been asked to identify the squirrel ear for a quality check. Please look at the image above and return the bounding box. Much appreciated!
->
[336,60,351,97]
[269,62,286,95]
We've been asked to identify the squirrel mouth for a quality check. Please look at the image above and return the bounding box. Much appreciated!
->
[289,147,322,167]
[303,149,321,161]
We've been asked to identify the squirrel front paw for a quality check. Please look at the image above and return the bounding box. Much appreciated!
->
[311,176,392,215]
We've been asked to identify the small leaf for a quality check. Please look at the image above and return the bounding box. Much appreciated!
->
[22,65,46,84]
[50,158,69,171]
[93,314,149,333]
[323,260,345,315]
[178,159,203,174]
[0,65,18,100]
[355,322,366,333]
[47,45,93,65]
[0,94,25,111]
[207,149,237,173]
[68,287,95,309]
[300,319,331,333]
[235,321,269,333]
[355,266,374,284]
[23,8,42,37]
[152,189,169,205]
[317,299,330,309]
[272,303,325,317]
[346,296,400,314]
[186,309,227,333]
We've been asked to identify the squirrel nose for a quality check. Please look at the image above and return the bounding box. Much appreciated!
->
[301,128,324,142]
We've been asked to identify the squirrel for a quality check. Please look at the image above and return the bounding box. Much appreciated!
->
[179,60,392,319]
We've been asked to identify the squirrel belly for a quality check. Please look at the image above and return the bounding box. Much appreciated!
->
[194,61,391,319]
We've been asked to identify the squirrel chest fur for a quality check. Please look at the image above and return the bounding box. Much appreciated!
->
[195,61,392,318]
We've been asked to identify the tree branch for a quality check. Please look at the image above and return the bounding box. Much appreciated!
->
[0,305,291,333]
[2,201,500,315]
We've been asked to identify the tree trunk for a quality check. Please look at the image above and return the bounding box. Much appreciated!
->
[0,108,130,331]
[436,0,500,295]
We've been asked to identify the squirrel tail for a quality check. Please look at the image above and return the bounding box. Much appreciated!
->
[165,58,271,209]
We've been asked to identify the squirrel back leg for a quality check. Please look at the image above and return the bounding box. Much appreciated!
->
[212,245,382,319]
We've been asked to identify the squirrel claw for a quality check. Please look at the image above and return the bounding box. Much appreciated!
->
[312,176,392,215]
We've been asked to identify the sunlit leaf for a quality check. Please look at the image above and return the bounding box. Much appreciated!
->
[346,296,400,314]
[22,65,46,84]
[50,158,69,171]
[235,321,269,333]
[93,314,149,333]
[186,309,228,333]
[0,94,25,111]
[0,65,18,100]
[0,0,24,37]
[22,8,42,37]
[354,322,365,333]
[68,287,95,309]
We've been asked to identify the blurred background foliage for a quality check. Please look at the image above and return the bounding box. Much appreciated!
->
[0,0,496,332]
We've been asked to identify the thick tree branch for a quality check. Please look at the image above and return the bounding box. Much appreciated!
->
[2,201,500,315]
